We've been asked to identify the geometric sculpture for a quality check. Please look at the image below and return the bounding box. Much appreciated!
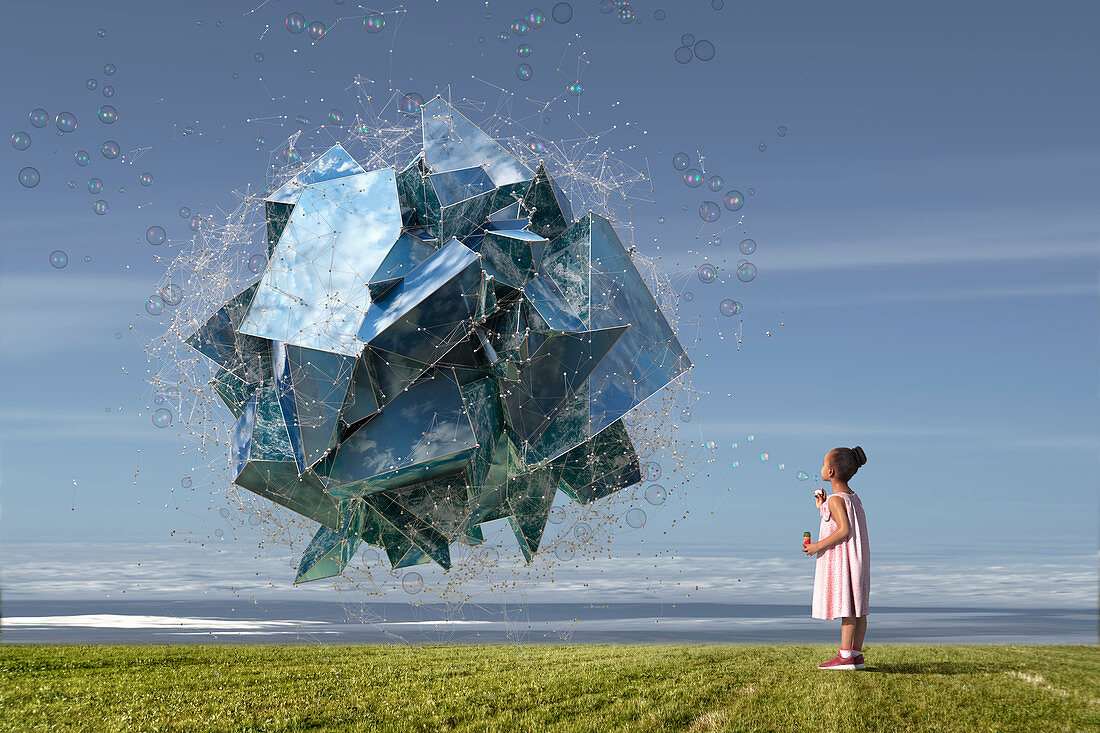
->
[186,97,691,584]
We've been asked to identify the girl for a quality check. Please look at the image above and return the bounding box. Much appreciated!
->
[803,445,870,670]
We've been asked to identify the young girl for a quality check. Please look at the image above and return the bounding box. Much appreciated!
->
[803,445,870,670]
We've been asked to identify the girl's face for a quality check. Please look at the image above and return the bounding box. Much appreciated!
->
[820,453,834,482]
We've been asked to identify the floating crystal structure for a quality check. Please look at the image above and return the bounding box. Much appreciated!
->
[186,98,691,583]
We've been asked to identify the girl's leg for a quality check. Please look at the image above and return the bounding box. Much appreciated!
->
[840,616,857,649]
[855,616,868,649]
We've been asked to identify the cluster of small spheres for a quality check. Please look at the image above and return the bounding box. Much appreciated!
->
[674,34,716,64]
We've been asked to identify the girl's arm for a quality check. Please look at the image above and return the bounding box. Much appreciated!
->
[816,495,851,551]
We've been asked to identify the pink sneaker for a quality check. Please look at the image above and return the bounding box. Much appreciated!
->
[817,652,861,670]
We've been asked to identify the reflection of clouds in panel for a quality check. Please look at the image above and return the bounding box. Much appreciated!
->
[241,170,401,355]
[265,144,366,205]
[422,97,530,186]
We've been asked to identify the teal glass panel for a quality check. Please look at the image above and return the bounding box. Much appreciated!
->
[212,367,257,419]
[240,169,403,356]
[396,155,440,232]
[231,395,257,477]
[368,231,438,292]
[460,377,504,487]
[480,229,548,287]
[506,465,561,562]
[520,163,570,240]
[522,274,585,332]
[295,498,367,584]
[365,491,452,569]
[440,189,496,243]
[285,344,356,469]
[251,383,296,464]
[340,352,381,424]
[266,143,366,205]
[234,459,340,529]
[421,96,531,185]
[551,418,641,504]
[265,201,295,258]
[186,284,272,384]
[428,166,495,207]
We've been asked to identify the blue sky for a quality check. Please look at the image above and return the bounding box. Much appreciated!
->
[1,0,1096,609]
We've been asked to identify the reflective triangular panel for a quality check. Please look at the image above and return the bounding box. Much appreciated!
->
[421,96,531,185]
[295,498,367,584]
[266,144,366,205]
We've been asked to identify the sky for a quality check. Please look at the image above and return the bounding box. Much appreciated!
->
[0,0,1096,613]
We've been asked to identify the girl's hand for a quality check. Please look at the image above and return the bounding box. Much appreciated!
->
[814,489,826,508]
[803,541,820,556]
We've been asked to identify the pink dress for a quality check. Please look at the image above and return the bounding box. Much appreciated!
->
[812,491,870,620]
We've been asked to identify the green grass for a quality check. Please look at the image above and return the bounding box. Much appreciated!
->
[1,644,1097,732]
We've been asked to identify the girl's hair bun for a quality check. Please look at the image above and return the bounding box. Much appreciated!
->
[852,445,867,466]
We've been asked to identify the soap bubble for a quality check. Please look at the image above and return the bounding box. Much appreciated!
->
[527,8,547,26]
[708,234,722,246]
[747,434,754,441]
[402,572,423,594]
[29,109,49,128]
[86,178,103,194]
[181,476,193,488]
[86,79,98,91]
[188,215,204,231]
[361,547,380,564]
[182,127,194,136]
[680,408,692,422]
[697,264,717,283]
[102,86,114,98]
[160,283,183,306]
[656,216,665,223]
[248,512,262,526]
[146,226,166,245]
[719,299,742,317]
[398,92,424,116]
[796,471,810,481]
[698,201,720,222]
[98,28,107,37]
[566,81,584,96]
[498,32,510,42]
[517,43,533,57]
[178,207,191,218]
[527,136,547,153]
[644,484,667,505]
[55,112,77,133]
[736,261,757,282]
[248,253,267,273]
[11,131,30,150]
[748,187,755,196]
[707,440,719,451]
[306,21,327,40]
[574,522,592,541]
[681,290,694,302]
[674,46,693,64]
[74,150,90,166]
[723,190,744,211]
[145,295,165,315]
[555,545,575,561]
[625,508,647,528]
[139,172,153,187]
[295,115,310,126]
[777,125,788,137]
[97,105,118,124]
[619,6,635,22]
[516,63,533,81]
[151,407,173,428]
[758,142,766,152]
[738,238,756,254]
[706,175,724,192]
[597,0,614,13]
[510,19,530,35]
[18,167,40,187]
[713,0,724,8]
[683,169,703,188]
[282,147,301,165]
[103,63,116,76]
[552,3,573,23]
[641,461,661,481]
[547,505,565,524]
[681,33,695,46]
[759,452,769,462]
[92,200,109,215]
[49,250,69,269]
[253,52,264,63]
[363,13,386,32]
[672,152,690,170]
[285,12,306,33]
[693,40,715,61]
[101,141,120,159]
[654,9,667,20]
[215,529,224,538]
[327,109,344,125]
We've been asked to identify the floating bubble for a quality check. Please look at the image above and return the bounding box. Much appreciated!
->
[779,463,785,470]
[248,253,267,273]
[327,109,344,125]
[672,153,690,170]
[574,522,592,541]
[719,299,742,317]
[746,434,755,441]
[361,547,380,564]
[86,79,98,91]
[706,175,724,192]
[748,187,755,195]
[619,6,635,23]
[188,215,203,231]
[654,9,667,20]
[698,201,720,222]
[136,172,154,187]
[597,0,614,13]
[681,290,694,302]
[282,147,301,165]
[759,452,769,462]
[255,136,266,147]
[363,13,386,33]
[402,572,423,594]
[555,545,575,561]
[681,33,696,46]
[644,484,666,505]
[552,3,573,23]
[517,43,533,57]
[797,471,810,481]
[178,206,191,218]
[151,407,172,428]
[713,0,725,8]
[55,112,77,133]
[146,226,166,245]
[215,529,224,538]
[182,126,194,136]
[708,234,722,246]
[306,21,327,40]
[181,476,193,488]
[736,261,757,282]
[86,178,103,194]
[777,125,788,137]
[566,81,584,96]
[723,190,744,211]
[103,63,116,76]
[29,109,49,128]
[74,150,90,166]
[625,508,646,528]
[516,63,533,81]
[285,12,306,33]
[731,460,739,468]
[706,440,719,451]
[526,136,547,153]
[511,19,530,35]
[97,105,118,125]
[674,46,693,64]
[114,332,123,340]
[161,283,183,306]
[18,167,40,188]
[680,408,692,422]
[683,169,703,187]
[548,506,566,524]
[98,28,107,37]
[739,238,757,255]
[219,507,230,518]
[697,263,717,283]
[398,92,424,116]
[641,461,661,481]
[248,512,262,526]
[498,32,510,42]
[49,250,68,269]
[165,386,180,399]
[118,187,126,193]
[102,86,114,98]
[527,8,547,27]
[758,142,766,152]
[145,294,165,315]
[477,35,484,43]
[693,40,715,61]
[101,141,120,159]
[656,216,665,223]
[11,131,31,150]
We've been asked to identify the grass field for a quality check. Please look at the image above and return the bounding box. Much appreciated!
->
[1,644,1097,732]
